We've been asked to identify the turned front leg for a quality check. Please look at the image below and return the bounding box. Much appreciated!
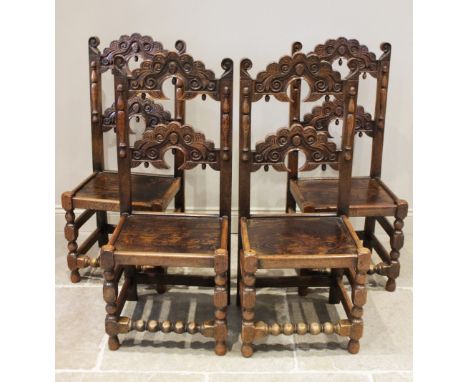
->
[240,250,257,357]
[101,245,120,350]
[386,202,408,292]
[64,204,80,283]
[214,249,228,355]
[348,248,371,354]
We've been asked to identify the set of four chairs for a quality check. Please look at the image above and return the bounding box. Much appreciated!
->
[62,34,407,357]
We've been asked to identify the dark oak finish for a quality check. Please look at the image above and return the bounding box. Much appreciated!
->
[285,38,408,292]
[291,177,397,216]
[113,214,223,255]
[100,42,233,355]
[246,217,358,257]
[237,49,371,357]
[61,34,185,283]
[69,171,180,212]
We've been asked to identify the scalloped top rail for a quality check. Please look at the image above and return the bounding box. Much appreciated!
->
[241,53,353,102]
[88,34,187,73]
[292,37,391,78]
[115,50,233,101]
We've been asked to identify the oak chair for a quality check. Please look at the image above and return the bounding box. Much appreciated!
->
[286,38,408,292]
[100,47,233,355]
[61,34,187,283]
[238,52,371,357]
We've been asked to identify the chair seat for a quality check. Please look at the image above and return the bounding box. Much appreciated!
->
[242,216,360,269]
[110,214,227,268]
[290,176,400,216]
[71,171,180,212]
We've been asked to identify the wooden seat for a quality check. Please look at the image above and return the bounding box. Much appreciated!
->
[70,171,180,212]
[290,177,397,216]
[62,34,186,283]
[100,42,233,355]
[243,216,359,268]
[237,50,370,357]
[112,214,224,259]
[284,38,408,292]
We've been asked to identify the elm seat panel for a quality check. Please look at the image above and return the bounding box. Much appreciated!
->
[295,177,396,211]
[246,216,358,256]
[73,171,179,209]
[114,214,223,254]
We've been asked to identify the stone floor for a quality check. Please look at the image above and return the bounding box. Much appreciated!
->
[56,230,412,382]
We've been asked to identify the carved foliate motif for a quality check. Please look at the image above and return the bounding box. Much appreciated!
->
[251,124,338,172]
[132,121,219,170]
[120,52,227,100]
[312,37,382,77]
[102,95,172,132]
[303,98,374,137]
[99,33,167,72]
[251,53,343,102]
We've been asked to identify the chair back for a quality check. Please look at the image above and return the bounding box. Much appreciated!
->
[238,51,360,217]
[113,46,233,217]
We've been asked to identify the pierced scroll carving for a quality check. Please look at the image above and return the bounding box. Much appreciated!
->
[303,98,374,137]
[119,51,226,100]
[251,124,338,172]
[312,37,381,77]
[250,53,343,102]
[131,121,219,170]
[99,33,167,72]
[102,96,172,132]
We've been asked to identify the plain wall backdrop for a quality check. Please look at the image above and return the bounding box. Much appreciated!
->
[56,0,412,218]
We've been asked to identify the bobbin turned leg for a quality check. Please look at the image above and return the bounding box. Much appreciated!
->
[348,248,371,354]
[63,192,80,283]
[240,250,257,357]
[101,245,120,350]
[214,249,228,355]
[386,202,408,292]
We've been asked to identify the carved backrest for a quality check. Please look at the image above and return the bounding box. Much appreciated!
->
[88,34,179,172]
[239,52,360,217]
[113,48,233,216]
[302,37,391,177]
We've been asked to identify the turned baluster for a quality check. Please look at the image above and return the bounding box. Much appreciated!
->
[214,249,228,355]
[240,248,257,358]
[63,192,80,283]
[386,202,408,291]
[348,248,371,354]
[101,245,119,350]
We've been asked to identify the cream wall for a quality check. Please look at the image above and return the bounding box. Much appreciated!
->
[56,0,412,215]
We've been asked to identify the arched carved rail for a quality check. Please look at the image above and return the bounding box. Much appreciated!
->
[251,124,338,172]
[131,121,220,170]
[115,51,233,101]
[240,54,344,102]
